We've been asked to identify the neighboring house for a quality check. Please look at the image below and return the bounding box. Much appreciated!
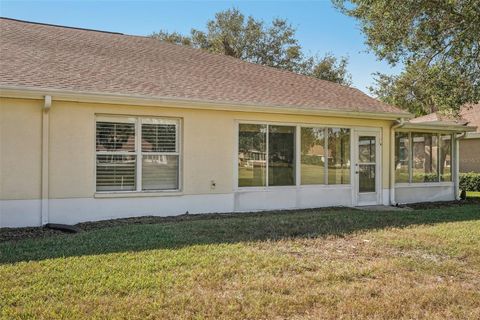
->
[412,104,480,173]
[0,18,476,228]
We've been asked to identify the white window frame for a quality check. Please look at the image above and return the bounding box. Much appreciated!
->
[95,115,182,193]
[235,121,352,190]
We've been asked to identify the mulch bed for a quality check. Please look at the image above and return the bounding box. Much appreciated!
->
[1,200,478,243]
[407,197,480,210]
[0,227,65,243]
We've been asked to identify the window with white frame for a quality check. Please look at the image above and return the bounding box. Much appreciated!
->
[300,127,351,185]
[394,132,452,183]
[238,124,296,187]
[96,116,180,192]
[238,123,351,187]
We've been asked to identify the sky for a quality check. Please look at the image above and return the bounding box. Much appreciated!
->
[0,0,402,94]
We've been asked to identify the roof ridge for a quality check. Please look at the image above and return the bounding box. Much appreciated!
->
[0,17,124,35]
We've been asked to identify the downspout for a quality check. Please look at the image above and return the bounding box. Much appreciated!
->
[390,118,405,206]
[41,95,51,225]
[454,132,466,200]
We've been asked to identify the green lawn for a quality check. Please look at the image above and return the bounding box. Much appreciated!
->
[1,204,480,319]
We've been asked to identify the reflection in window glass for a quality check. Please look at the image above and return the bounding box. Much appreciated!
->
[96,155,136,191]
[269,126,296,186]
[359,164,376,192]
[395,132,410,183]
[301,127,326,184]
[358,136,376,163]
[412,133,438,182]
[142,122,177,152]
[96,122,135,152]
[358,136,376,193]
[142,155,179,190]
[439,134,452,181]
[238,124,267,187]
[327,128,350,184]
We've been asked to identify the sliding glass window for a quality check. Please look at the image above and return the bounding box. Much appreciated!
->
[238,124,267,187]
[439,134,452,181]
[394,132,410,183]
[238,124,351,188]
[412,133,438,182]
[327,128,351,184]
[394,132,452,183]
[268,126,296,186]
[300,127,326,184]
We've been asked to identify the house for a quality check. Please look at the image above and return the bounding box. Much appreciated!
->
[411,104,480,173]
[0,18,476,228]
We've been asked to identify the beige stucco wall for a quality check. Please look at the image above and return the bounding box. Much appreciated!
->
[0,98,42,200]
[0,97,393,201]
[459,139,480,173]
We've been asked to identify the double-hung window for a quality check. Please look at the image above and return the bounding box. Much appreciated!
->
[96,116,180,192]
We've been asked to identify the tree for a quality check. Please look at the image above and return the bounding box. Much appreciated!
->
[335,0,480,112]
[370,60,478,116]
[150,30,192,46]
[304,54,352,86]
[150,8,351,85]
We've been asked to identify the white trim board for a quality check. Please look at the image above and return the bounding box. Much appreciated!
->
[352,128,383,206]
[395,185,455,204]
[0,184,459,228]
[0,194,234,228]
[0,85,413,121]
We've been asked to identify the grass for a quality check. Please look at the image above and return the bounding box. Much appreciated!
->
[1,204,480,319]
[239,166,351,186]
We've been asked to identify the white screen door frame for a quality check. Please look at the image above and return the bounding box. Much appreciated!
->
[353,129,382,206]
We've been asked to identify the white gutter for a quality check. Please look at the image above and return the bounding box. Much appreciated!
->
[390,118,406,206]
[41,95,51,225]
[398,122,477,132]
[465,132,480,139]
[0,85,414,121]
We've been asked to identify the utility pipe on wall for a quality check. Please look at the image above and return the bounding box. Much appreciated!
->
[41,95,51,225]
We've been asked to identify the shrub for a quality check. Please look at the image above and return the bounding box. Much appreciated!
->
[460,172,480,192]
[411,173,439,183]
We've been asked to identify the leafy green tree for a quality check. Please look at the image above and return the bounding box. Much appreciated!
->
[194,9,304,71]
[335,0,480,112]
[150,8,351,85]
[370,60,478,116]
[304,53,352,86]
[150,30,192,46]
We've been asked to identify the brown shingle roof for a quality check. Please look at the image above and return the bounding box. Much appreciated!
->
[411,104,480,132]
[0,17,409,116]
[460,104,480,132]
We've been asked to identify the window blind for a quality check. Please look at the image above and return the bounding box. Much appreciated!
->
[96,117,180,192]
[96,155,136,191]
[96,122,135,152]
[142,123,177,152]
[141,122,179,190]
[142,155,179,190]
